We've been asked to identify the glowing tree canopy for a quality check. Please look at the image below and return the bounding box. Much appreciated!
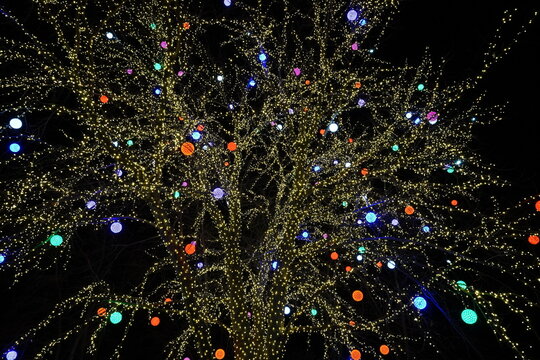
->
[0,0,538,359]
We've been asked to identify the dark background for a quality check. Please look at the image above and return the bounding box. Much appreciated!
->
[1,0,539,359]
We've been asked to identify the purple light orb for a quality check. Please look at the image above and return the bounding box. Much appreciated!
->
[160,41,168,49]
[391,219,399,226]
[427,111,439,125]
[197,261,204,269]
[288,108,294,114]
[115,169,123,177]
[110,221,123,233]
[293,67,301,76]
[347,9,359,21]
[351,42,359,51]
[86,200,96,210]
[212,187,225,199]
[181,181,189,187]
[126,69,133,75]
[322,233,328,239]
[357,98,366,107]
[177,71,184,77]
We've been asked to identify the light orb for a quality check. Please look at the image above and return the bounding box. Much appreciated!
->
[461,309,478,324]
[365,212,377,223]
[110,222,123,233]
[413,296,427,310]
[9,118,22,129]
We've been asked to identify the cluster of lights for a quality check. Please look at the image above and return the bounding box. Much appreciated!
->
[0,1,537,359]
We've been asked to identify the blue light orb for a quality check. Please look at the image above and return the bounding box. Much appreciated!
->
[9,143,20,153]
[224,0,232,6]
[153,86,162,96]
[0,254,5,264]
[258,53,267,62]
[301,231,309,239]
[284,305,291,315]
[422,225,431,233]
[9,118,23,129]
[413,296,427,310]
[359,18,367,26]
[413,118,422,125]
[313,165,321,172]
[212,187,225,199]
[110,222,123,233]
[365,212,377,223]
[5,350,17,360]
[347,9,358,21]
[197,261,204,269]
[391,219,399,226]
[86,200,96,210]
[192,131,202,140]
[271,260,279,270]
[461,309,478,324]
[110,311,122,324]
[248,78,256,88]
[49,234,63,247]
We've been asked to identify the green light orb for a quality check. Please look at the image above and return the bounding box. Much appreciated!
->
[391,144,399,152]
[446,167,455,174]
[417,83,425,91]
[127,140,134,146]
[110,311,123,324]
[150,23,157,30]
[456,280,467,290]
[154,63,162,71]
[49,234,63,247]
[342,201,348,207]
[461,309,477,324]
[358,246,366,254]
[310,308,318,316]
[174,191,181,199]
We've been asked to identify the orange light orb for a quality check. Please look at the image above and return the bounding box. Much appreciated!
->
[345,266,352,272]
[150,316,160,326]
[330,252,339,260]
[185,243,196,255]
[351,349,361,360]
[181,142,195,156]
[380,345,390,355]
[348,138,354,143]
[536,200,540,211]
[97,307,107,317]
[376,261,383,268]
[319,129,326,135]
[354,81,361,88]
[451,200,458,206]
[224,161,230,167]
[361,168,369,176]
[528,235,539,245]
[404,205,415,215]
[99,95,109,103]
[215,349,225,359]
[164,297,172,303]
[197,124,205,131]
[352,290,364,302]
[305,80,311,85]
[227,142,237,151]
[183,22,190,29]
[349,320,356,326]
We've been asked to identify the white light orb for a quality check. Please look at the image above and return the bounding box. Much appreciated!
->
[9,118,22,129]
[328,122,339,133]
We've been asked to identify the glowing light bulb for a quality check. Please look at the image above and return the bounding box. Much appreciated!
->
[9,118,22,129]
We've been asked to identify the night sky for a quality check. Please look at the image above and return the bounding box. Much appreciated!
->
[1,0,539,359]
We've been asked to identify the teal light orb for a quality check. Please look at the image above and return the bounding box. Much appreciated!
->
[154,63,162,71]
[49,234,63,247]
[150,23,157,30]
[391,144,399,152]
[174,191,181,199]
[310,308,318,316]
[127,140,134,146]
[456,280,467,290]
[110,311,123,324]
[417,83,425,91]
[461,309,478,324]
